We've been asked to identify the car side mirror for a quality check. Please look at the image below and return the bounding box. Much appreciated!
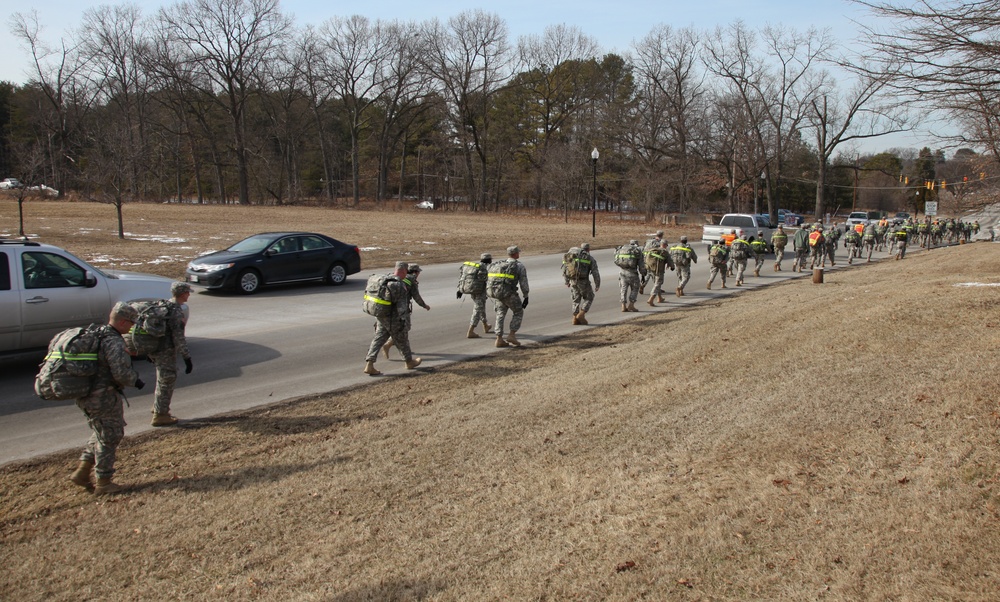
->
[264,248,277,256]
[84,271,98,288]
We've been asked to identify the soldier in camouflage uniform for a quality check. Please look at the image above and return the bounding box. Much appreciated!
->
[792,224,810,272]
[729,232,752,286]
[894,225,909,260]
[69,302,145,496]
[808,223,827,269]
[750,230,767,277]
[639,230,664,294]
[824,224,840,266]
[615,240,645,312]
[364,262,421,375]
[457,252,493,338]
[144,281,193,427]
[563,242,600,325]
[862,222,877,262]
[707,240,729,289]
[492,246,530,347]
[382,264,431,357]
[669,236,697,296]
[844,226,861,264]
[645,239,675,306]
[770,225,788,271]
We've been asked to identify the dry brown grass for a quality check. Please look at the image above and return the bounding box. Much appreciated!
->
[0,198,699,278]
[2,199,999,600]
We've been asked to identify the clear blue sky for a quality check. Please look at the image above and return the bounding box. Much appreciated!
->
[1,0,931,152]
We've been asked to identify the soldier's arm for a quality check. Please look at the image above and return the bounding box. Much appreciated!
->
[591,259,600,288]
[169,304,190,359]
[518,264,530,296]
[103,335,139,389]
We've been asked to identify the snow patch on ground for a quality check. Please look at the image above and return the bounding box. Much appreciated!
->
[954,282,1000,287]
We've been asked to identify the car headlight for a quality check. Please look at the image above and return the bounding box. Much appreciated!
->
[189,262,234,273]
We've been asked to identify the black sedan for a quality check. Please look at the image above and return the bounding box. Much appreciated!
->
[185,232,361,294]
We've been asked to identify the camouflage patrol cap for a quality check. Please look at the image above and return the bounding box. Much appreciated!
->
[507,245,520,256]
[730,229,737,234]
[112,301,138,323]
[171,281,193,295]
[480,252,492,262]
[777,224,784,229]
[655,230,664,237]
[395,261,409,271]
[680,236,688,243]
[408,264,422,273]
[629,239,638,245]
[757,230,763,236]
[581,242,591,251]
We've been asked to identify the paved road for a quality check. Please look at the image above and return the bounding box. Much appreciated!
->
[0,242,898,465]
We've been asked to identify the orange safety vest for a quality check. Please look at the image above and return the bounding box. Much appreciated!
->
[808,231,824,247]
[721,233,737,246]
[854,223,864,235]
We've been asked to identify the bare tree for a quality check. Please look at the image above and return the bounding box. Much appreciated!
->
[158,0,291,205]
[422,10,515,211]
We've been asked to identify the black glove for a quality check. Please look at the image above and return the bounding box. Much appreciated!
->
[456,290,463,299]
[521,297,529,309]
[135,378,145,390]
[184,357,193,374]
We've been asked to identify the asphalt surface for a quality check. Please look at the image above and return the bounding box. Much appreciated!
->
[0,242,906,465]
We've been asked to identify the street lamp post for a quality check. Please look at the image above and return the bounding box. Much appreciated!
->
[591,147,599,238]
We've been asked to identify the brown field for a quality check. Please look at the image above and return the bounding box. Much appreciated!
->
[0,198,701,278]
[1,199,999,600]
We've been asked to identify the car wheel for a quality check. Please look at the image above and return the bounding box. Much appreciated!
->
[237,269,261,295]
[326,262,347,285]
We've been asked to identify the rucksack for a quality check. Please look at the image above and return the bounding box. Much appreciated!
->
[645,248,668,272]
[562,248,592,280]
[34,325,107,401]
[709,245,728,265]
[730,240,749,260]
[362,274,398,317]
[131,300,172,338]
[613,245,640,269]
[458,261,487,294]
[486,259,519,299]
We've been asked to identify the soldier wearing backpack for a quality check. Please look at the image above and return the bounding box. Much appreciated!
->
[614,239,645,312]
[364,262,421,375]
[638,230,664,295]
[381,264,431,357]
[729,232,752,286]
[456,252,494,338]
[562,242,600,325]
[645,239,675,306]
[488,246,529,348]
[68,302,146,496]
[669,236,697,297]
[130,282,193,427]
[750,230,768,277]
[707,240,729,290]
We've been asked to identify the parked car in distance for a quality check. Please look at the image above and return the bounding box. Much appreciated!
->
[893,212,911,224]
[702,213,778,251]
[26,184,58,197]
[415,200,434,209]
[0,178,22,189]
[0,239,181,354]
[845,211,870,227]
[185,232,361,295]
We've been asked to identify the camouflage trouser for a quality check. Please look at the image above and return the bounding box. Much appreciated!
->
[77,387,126,479]
[826,244,837,265]
[773,245,786,268]
[863,240,875,261]
[846,242,858,263]
[619,269,641,304]
[733,258,748,284]
[649,271,666,297]
[794,248,808,270]
[675,263,691,291]
[896,241,907,259]
[147,346,179,415]
[468,291,489,327]
[809,246,825,269]
[708,263,727,286]
[753,254,765,274]
[366,316,412,363]
[492,294,524,336]
[569,280,595,314]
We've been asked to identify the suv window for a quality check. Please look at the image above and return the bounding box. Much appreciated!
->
[22,251,87,289]
[0,251,9,291]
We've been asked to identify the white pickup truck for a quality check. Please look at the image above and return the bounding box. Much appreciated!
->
[0,239,180,354]
[701,213,780,251]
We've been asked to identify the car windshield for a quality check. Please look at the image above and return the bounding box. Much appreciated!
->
[228,235,275,254]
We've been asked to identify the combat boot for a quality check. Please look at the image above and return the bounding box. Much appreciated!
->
[676,287,682,297]
[647,295,657,307]
[657,294,666,303]
[405,357,422,369]
[70,460,94,490]
[381,339,393,359]
[495,335,509,348]
[576,311,588,325]
[721,282,728,289]
[706,282,711,290]
[621,303,628,312]
[466,325,480,339]
[482,321,493,334]
[363,361,381,376]
[638,284,645,295]
[572,313,581,325]
[754,269,760,277]
[506,331,521,347]
[151,413,178,427]
[94,477,123,496]
[627,302,637,312]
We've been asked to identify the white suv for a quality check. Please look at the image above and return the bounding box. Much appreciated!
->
[0,239,179,353]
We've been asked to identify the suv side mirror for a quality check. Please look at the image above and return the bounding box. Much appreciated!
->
[84,271,98,288]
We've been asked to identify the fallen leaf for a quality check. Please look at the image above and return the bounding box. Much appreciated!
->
[615,561,636,573]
